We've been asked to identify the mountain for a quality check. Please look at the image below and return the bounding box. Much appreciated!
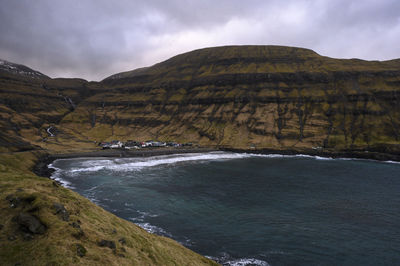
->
[0,69,93,153]
[0,59,49,79]
[2,45,400,157]
[1,45,400,264]
[93,46,400,157]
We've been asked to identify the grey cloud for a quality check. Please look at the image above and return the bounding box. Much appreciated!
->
[0,0,399,81]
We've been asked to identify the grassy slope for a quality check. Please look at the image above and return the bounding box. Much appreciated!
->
[0,72,102,153]
[0,151,218,265]
[105,45,400,80]
[65,45,400,153]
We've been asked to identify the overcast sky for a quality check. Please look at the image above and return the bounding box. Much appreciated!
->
[0,0,399,81]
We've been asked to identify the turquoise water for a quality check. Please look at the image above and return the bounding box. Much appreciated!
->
[50,152,400,266]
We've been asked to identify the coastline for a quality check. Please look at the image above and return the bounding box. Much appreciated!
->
[220,147,400,162]
[34,147,218,177]
[49,147,218,160]
[34,146,400,178]
[27,145,399,265]
[0,150,219,265]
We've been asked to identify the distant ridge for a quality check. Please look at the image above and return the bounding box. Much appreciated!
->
[103,45,400,82]
[0,58,49,79]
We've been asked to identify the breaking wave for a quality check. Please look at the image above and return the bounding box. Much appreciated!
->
[49,151,399,183]
[49,151,399,188]
[206,253,270,266]
[224,258,270,266]
[47,164,75,188]
[131,221,172,237]
[54,152,254,174]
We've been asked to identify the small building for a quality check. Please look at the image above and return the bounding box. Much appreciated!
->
[100,142,111,149]
[124,140,141,150]
[110,140,123,149]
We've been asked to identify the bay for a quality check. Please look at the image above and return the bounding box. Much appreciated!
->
[50,152,400,266]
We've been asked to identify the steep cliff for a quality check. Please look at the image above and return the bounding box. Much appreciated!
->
[2,46,400,155]
[64,46,400,156]
[0,65,99,152]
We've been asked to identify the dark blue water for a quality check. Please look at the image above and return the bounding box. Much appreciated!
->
[50,152,400,266]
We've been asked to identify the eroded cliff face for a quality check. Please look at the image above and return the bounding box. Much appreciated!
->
[0,68,98,152]
[61,46,400,154]
[1,45,400,155]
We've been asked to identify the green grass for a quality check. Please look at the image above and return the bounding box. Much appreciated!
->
[0,152,219,266]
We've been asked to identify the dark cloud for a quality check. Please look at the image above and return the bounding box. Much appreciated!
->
[0,0,399,81]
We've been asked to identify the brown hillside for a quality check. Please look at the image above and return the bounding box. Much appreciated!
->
[82,46,400,156]
[1,45,400,155]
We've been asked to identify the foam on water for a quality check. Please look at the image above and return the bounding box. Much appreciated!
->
[129,210,159,222]
[206,253,270,266]
[224,258,270,266]
[49,152,399,190]
[62,152,253,173]
[336,156,400,164]
[241,153,334,160]
[50,151,397,186]
[245,152,400,164]
[48,163,75,188]
[129,211,193,247]
[53,152,335,176]
[384,160,400,164]
[133,222,172,237]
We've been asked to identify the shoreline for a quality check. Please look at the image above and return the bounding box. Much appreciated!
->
[49,147,218,160]
[37,146,400,266]
[34,146,400,178]
[220,147,400,162]
[33,147,218,177]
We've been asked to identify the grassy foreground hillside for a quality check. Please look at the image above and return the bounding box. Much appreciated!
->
[0,151,218,265]
[0,63,218,264]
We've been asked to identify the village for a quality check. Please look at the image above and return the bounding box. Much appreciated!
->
[98,140,194,150]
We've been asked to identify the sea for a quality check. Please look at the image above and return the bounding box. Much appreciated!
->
[49,151,400,266]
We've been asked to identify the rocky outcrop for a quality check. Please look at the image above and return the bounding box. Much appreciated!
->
[15,212,47,234]
[75,243,87,257]
[53,202,70,221]
[98,239,116,249]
